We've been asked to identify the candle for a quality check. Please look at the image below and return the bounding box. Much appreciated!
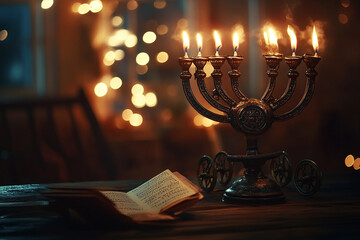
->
[196,33,202,57]
[214,30,222,56]
[233,32,239,56]
[182,31,190,58]
[312,26,319,57]
[287,25,297,56]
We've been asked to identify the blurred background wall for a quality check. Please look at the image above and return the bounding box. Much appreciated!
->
[0,0,359,183]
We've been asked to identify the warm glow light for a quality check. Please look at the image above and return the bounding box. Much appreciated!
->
[143,31,157,44]
[122,109,133,121]
[136,65,148,75]
[131,84,144,96]
[156,24,168,35]
[108,29,129,47]
[196,33,202,57]
[0,30,8,41]
[89,0,103,13]
[154,0,167,9]
[338,14,349,24]
[145,92,157,107]
[177,18,188,28]
[214,30,222,56]
[125,34,138,48]
[110,77,122,89]
[129,113,143,127]
[193,115,203,127]
[41,0,54,9]
[103,56,115,66]
[312,26,319,56]
[345,155,355,167]
[105,51,115,62]
[78,4,90,14]
[233,32,239,56]
[136,52,150,65]
[202,117,214,127]
[94,82,108,97]
[264,27,278,54]
[156,51,169,63]
[182,31,189,58]
[127,0,138,10]
[112,16,123,27]
[354,158,360,170]
[204,62,214,77]
[131,95,146,108]
[287,25,297,56]
[114,49,125,61]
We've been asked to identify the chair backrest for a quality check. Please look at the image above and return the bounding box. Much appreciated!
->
[0,89,116,184]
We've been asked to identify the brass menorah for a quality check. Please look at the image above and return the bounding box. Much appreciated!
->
[179,53,321,203]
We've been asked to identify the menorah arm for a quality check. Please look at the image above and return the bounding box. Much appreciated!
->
[261,76,276,103]
[271,76,297,110]
[274,71,315,121]
[230,74,247,100]
[182,78,230,123]
[197,78,230,113]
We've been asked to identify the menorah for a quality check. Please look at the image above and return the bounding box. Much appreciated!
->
[179,50,321,202]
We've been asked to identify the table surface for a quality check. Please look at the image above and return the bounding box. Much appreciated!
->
[1,172,360,240]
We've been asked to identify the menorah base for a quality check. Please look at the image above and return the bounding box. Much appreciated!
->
[222,173,285,204]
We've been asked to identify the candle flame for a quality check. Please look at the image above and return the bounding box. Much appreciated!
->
[264,27,278,54]
[196,33,202,57]
[233,32,239,56]
[312,26,319,56]
[287,25,297,56]
[182,31,189,58]
[214,30,222,56]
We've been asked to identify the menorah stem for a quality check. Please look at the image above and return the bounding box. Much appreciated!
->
[227,56,247,101]
[194,57,230,113]
[209,56,237,107]
[246,135,259,155]
[274,55,320,121]
[179,57,229,123]
[271,56,302,110]
[261,55,283,103]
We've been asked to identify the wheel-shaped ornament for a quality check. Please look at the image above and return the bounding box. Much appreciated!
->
[197,155,217,192]
[214,151,233,186]
[294,159,322,196]
[270,152,292,187]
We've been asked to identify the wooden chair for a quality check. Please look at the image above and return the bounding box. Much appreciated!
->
[0,89,116,184]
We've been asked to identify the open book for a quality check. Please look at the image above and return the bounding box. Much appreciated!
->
[45,170,203,223]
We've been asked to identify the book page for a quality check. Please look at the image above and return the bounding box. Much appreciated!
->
[100,191,149,216]
[127,169,197,213]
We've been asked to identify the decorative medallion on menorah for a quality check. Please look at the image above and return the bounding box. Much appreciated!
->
[179,26,322,203]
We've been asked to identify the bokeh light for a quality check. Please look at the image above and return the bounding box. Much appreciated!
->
[156,24,168,35]
[193,115,203,127]
[89,0,103,13]
[110,77,122,89]
[129,113,143,127]
[78,4,90,15]
[114,49,125,61]
[204,62,214,77]
[345,154,355,167]
[94,82,108,97]
[154,0,167,9]
[125,34,138,48]
[156,51,169,63]
[41,0,54,9]
[145,92,157,107]
[354,158,360,170]
[72,3,81,13]
[122,109,133,121]
[112,16,123,27]
[127,0,138,10]
[132,95,146,108]
[338,14,348,24]
[177,18,188,29]
[143,31,157,44]
[131,84,144,96]
[136,52,150,65]
[0,30,8,41]
[136,65,148,75]
[341,0,350,8]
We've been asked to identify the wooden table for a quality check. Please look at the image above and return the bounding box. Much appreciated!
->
[1,172,359,239]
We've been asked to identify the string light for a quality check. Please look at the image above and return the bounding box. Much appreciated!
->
[41,0,54,9]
